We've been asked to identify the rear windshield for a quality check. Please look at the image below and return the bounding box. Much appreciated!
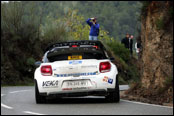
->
[46,47,108,62]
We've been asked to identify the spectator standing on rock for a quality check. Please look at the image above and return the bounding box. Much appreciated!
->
[86,17,100,40]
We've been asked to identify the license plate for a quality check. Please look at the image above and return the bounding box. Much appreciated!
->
[66,80,89,87]
[68,55,82,60]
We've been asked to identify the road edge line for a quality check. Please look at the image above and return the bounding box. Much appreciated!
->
[9,90,32,94]
[121,99,173,109]
[1,103,13,109]
[23,111,46,115]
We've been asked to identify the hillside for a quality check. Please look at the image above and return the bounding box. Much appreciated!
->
[11,1,142,41]
[1,1,141,85]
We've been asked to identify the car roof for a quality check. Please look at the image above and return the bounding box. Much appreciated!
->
[44,40,106,53]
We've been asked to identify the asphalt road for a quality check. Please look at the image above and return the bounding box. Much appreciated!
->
[1,86,173,115]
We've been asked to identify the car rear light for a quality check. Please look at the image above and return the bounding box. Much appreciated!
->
[93,46,98,49]
[99,62,111,73]
[72,45,78,47]
[41,65,52,76]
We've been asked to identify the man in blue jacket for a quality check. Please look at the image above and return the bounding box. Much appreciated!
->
[86,17,100,40]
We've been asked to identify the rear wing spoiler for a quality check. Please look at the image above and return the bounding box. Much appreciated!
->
[44,40,106,53]
[47,47,105,58]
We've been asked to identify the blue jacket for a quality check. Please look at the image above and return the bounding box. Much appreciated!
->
[86,18,100,36]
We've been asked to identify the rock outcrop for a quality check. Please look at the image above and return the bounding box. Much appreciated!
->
[140,1,173,89]
[126,1,173,104]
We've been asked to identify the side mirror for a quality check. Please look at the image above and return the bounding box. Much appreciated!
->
[110,57,115,61]
[35,61,42,67]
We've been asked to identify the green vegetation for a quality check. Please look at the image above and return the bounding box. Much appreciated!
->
[105,40,140,85]
[107,41,131,62]
[3,1,142,41]
[164,76,173,88]
[157,76,173,95]
[141,1,151,18]
[1,1,142,86]
[155,17,165,30]
[169,7,173,18]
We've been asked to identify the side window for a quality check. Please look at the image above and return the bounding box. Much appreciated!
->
[42,51,49,63]
[104,50,109,59]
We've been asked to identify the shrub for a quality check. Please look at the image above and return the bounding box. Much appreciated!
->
[118,74,127,85]
[168,7,173,18]
[164,76,173,87]
[107,40,131,62]
[156,17,164,30]
[141,1,151,18]
[26,57,36,66]
[106,40,140,84]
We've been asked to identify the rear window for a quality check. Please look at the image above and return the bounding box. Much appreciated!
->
[46,47,107,62]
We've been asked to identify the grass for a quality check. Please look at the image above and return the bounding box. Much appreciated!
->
[1,78,34,87]
[1,83,34,87]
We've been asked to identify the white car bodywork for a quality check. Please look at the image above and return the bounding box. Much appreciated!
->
[34,59,118,96]
[34,41,120,103]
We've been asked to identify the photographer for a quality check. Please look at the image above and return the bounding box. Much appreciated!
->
[86,17,100,40]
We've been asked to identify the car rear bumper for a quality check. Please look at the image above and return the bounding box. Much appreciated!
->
[39,88,115,97]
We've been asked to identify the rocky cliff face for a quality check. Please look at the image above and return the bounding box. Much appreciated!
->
[119,1,173,105]
[140,1,173,90]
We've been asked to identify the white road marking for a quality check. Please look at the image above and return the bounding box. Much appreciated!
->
[1,103,13,109]
[121,99,173,109]
[1,87,173,115]
[1,94,13,109]
[23,111,46,115]
[9,90,32,94]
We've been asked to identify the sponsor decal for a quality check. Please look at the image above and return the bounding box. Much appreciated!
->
[62,87,89,91]
[69,60,82,65]
[42,80,58,88]
[72,87,88,90]
[55,72,97,77]
[103,76,113,84]
[103,76,108,82]
[62,88,72,91]
[108,78,113,84]
[81,65,97,68]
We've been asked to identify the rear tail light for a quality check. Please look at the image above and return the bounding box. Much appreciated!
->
[71,45,78,47]
[93,46,98,49]
[41,65,52,76]
[99,62,111,73]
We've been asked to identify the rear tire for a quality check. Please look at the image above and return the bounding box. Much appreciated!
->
[35,81,46,104]
[105,76,120,103]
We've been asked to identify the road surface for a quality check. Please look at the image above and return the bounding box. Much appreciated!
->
[1,86,173,115]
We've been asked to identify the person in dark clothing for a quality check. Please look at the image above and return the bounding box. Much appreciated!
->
[129,35,134,55]
[121,33,133,55]
[121,33,130,49]
[86,17,100,40]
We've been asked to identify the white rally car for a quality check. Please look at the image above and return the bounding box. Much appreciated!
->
[34,40,119,103]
